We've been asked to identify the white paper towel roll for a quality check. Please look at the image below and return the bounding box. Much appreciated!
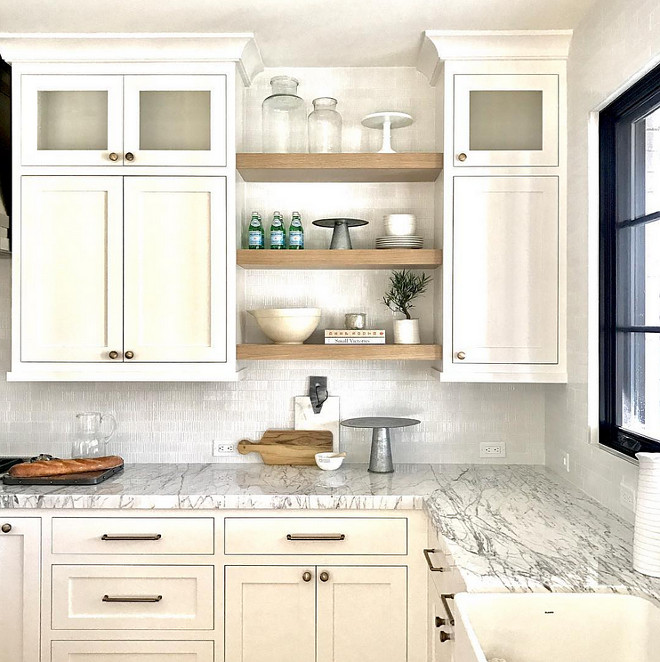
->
[633,452,660,577]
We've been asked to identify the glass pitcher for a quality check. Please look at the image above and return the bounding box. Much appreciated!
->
[72,412,117,459]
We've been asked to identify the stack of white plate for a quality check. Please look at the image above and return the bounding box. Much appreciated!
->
[633,452,660,577]
[375,236,424,249]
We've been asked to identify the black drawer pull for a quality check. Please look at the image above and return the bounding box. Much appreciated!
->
[101,534,162,541]
[102,594,162,603]
[423,548,445,572]
[287,533,346,541]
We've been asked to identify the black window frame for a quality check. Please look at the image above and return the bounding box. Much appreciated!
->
[600,62,660,458]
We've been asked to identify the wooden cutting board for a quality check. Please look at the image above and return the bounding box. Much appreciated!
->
[237,429,333,465]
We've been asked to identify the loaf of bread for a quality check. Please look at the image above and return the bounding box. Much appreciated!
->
[8,455,124,478]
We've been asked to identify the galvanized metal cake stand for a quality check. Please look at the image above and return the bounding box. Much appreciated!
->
[340,416,420,473]
[312,218,368,250]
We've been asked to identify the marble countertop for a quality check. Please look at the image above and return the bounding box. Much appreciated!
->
[1,462,659,602]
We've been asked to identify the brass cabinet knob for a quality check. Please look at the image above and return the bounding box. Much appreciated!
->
[125,152,135,162]
[319,571,330,582]
[457,152,467,162]
[108,152,119,162]
[108,350,119,360]
[1,523,12,533]
[456,351,466,360]
[302,571,312,583]
[435,616,446,627]
[439,631,452,643]
[124,351,135,360]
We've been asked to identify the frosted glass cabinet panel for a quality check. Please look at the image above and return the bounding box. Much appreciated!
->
[454,74,559,166]
[124,75,226,166]
[22,75,124,165]
[452,176,559,364]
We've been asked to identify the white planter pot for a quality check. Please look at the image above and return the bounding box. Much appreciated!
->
[393,319,420,344]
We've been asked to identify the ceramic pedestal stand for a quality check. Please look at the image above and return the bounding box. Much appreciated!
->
[313,218,368,249]
[341,416,420,473]
[361,112,414,153]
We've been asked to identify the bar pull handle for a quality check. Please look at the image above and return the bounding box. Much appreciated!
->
[441,593,455,626]
[286,533,346,541]
[102,595,162,603]
[101,533,162,541]
[423,548,445,572]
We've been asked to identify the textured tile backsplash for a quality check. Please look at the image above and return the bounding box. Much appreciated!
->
[0,257,545,464]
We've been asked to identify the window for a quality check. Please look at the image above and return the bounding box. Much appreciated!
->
[600,63,660,458]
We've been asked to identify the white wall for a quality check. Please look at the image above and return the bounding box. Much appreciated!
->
[545,0,660,521]
[0,67,547,464]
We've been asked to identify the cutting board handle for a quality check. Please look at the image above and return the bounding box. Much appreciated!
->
[237,440,255,455]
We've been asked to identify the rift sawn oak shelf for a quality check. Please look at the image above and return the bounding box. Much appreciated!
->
[236,152,443,182]
[236,249,442,270]
[237,344,442,361]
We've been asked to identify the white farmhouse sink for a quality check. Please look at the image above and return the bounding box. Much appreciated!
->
[453,593,660,662]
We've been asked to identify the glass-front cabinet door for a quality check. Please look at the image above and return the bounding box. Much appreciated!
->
[453,74,559,167]
[123,75,226,166]
[21,75,124,166]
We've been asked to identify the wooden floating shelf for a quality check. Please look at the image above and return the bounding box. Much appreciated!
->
[236,152,443,183]
[237,344,442,361]
[236,249,442,270]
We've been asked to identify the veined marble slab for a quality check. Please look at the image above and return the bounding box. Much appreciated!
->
[1,462,659,603]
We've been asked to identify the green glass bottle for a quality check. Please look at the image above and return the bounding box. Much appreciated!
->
[288,211,304,249]
[247,211,264,250]
[269,211,286,249]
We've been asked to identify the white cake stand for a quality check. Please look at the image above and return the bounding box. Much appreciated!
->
[361,111,413,153]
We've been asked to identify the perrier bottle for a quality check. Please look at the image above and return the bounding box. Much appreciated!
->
[269,211,286,249]
[288,211,304,249]
[247,211,264,250]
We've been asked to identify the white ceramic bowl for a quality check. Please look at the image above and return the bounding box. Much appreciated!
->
[315,452,345,471]
[384,213,416,236]
[249,308,321,344]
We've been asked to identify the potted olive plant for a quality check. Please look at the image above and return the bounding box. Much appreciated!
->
[382,270,432,344]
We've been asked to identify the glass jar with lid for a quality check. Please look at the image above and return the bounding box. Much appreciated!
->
[262,76,307,153]
[308,97,342,153]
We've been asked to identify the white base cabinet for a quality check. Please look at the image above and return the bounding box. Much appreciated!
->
[0,517,41,662]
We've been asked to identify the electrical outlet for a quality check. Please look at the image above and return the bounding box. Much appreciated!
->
[562,452,570,473]
[479,442,506,458]
[213,441,237,457]
[620,483,636,511]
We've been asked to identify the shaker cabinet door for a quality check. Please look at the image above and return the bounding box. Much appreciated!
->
[316,566,408,662]
[123,177,227,362]
[20,176,124,362]
[224,566,316,662]
[123,75,227,166]
[21,74,124,166]
[453,73,559,167]
[0,518,41,662]
[452,176,559,365]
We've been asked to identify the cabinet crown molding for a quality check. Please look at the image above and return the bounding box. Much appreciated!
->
[417,30,573,84]
[0,33,264,84]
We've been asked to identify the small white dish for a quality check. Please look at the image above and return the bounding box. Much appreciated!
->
[315,452,346,471]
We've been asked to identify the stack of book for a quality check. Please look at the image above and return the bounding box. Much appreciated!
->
[324,329,386,345]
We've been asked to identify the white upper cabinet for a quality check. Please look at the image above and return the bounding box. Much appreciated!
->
[123,75,227,166]
[453,73,559,167]
[21,74,227,167]
[22,74,124,166]
[123,177,227,362]
[452,176,559,365]
[20,176,124,362]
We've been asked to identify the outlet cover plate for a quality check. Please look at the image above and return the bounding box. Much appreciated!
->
[480,442,506,458]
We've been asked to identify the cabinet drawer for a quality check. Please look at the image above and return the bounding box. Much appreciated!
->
[52,517,215,555]
[51,641,214,662]
[224,517,407,555]
[51,565,214,630]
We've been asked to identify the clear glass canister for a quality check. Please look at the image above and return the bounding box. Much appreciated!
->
[308,97,342,153]
[262,75,307,153]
